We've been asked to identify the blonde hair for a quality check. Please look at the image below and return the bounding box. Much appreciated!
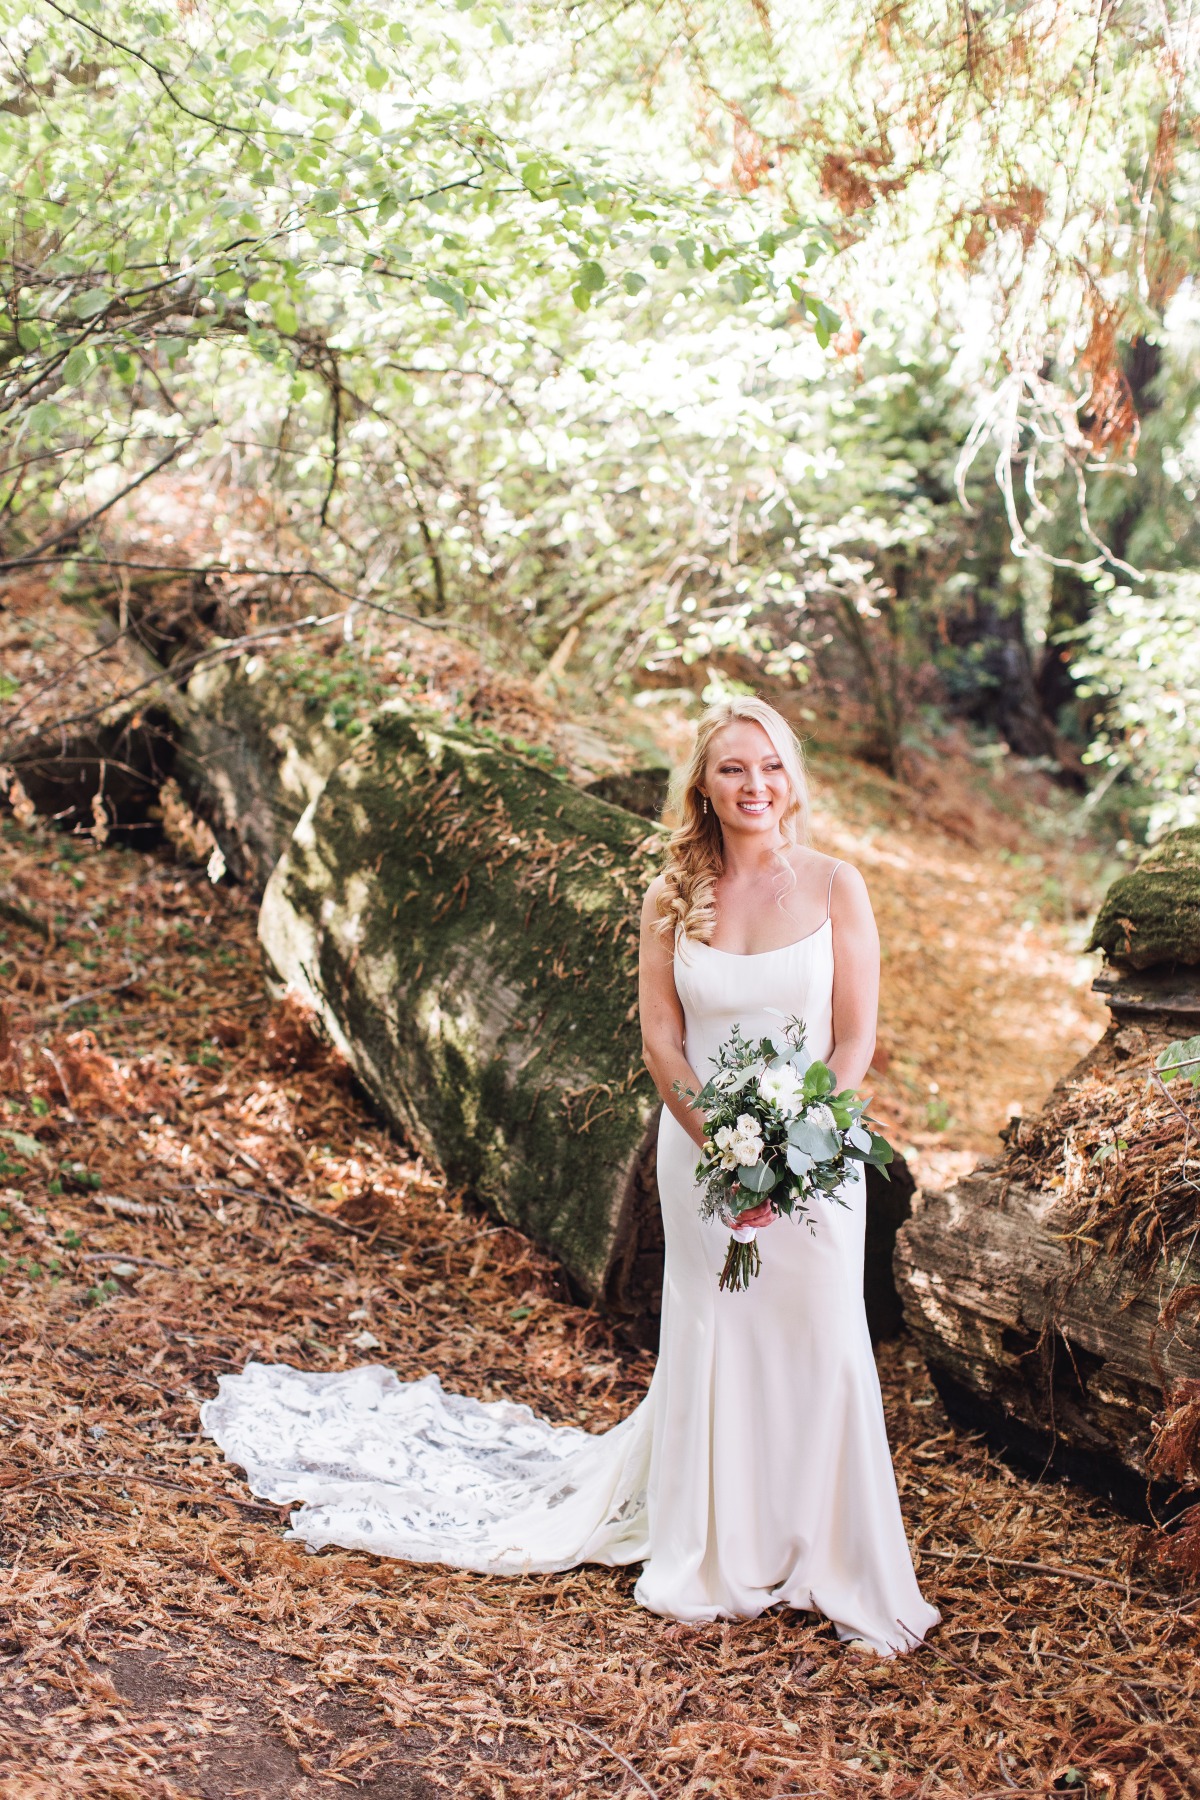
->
[655,697,810,945]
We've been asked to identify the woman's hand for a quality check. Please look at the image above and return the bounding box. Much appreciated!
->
[731,1199,776,1230]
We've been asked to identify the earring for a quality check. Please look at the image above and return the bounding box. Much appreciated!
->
[701,795,708,816]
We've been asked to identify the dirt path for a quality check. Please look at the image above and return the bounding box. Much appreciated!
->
[2,783,1195,1799]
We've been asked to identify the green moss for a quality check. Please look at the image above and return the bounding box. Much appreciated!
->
[1087,826,1200,969]
[277,712,666,1295]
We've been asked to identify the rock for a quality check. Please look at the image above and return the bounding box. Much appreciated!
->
[1088,826,1200,970]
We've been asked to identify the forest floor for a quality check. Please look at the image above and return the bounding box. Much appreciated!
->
[1,742,1197,1800]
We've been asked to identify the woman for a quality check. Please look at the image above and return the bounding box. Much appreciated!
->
[633,696,938,1650]
[202,697,939,1657]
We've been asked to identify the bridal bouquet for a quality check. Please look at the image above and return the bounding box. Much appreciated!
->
[684,1018,895,1292]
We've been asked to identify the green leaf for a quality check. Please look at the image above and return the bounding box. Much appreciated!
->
[788,1117,839,1160]
[426,277,468,319]
[649,244,670,268]
[802,1061,834,1098]
[578,260,604,292]
[273,298,298,334]
[312,189,339,215]
[61,345,94,386]
[622,271,646,295]
[571,284,591,310]
[737,1160,777,1195]
[16,322,40,351]
[72,288,113,319]
[520,161,546,194]
[365,62,387,92]
[1156,1035,1200,1086]
[1,1132,42,1160]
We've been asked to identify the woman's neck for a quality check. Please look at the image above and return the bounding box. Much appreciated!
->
[719,831,788,882]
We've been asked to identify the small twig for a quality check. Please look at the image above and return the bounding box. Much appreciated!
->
[0,1463,284,1518]
[81,1250,176,1273]
[919,1545,1166,1602]
[0,889,52,942]
[0,437,192,571]
[198,1133,382,1243]
[574,1725,660,1799]
[44,968,143,1015]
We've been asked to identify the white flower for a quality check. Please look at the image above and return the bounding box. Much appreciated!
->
[759,1066,805,1117]
[806,1102,836,1131]
[728,1112,764,1166]
[713,1124,741,1170]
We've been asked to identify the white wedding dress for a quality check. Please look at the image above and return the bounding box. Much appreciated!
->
[202,903,940,1657]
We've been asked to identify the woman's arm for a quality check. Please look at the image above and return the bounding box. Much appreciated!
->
[827,862,879,1094]
[638,878,707,1148]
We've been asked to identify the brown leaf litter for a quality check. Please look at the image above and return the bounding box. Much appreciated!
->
[1,814,1197,1799]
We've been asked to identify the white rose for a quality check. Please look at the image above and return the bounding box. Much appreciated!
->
[729,1113,764,1165]
[713,1124,740,1170]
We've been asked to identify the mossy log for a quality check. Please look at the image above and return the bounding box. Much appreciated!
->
[895,1162,1200,1512]
[1088,825,1200,970]
[259,709,668,1332]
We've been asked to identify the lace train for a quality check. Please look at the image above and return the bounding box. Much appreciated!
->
[201,1360,652,1572]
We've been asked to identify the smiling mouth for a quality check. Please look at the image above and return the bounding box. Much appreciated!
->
[737,800,772,814]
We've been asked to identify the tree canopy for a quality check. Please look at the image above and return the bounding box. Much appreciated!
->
[1,0,1198,821]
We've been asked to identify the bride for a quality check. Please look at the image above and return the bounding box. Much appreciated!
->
[202,695,940,1658]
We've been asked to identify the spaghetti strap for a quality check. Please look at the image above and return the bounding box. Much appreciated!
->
[825,859,843,921]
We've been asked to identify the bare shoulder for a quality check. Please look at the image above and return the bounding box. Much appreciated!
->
[783,846,871,913]
[641,870,669,918]
[640,870,673,941]
[828,857,874,921]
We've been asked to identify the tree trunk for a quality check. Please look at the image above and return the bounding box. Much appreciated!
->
[11,599,917,1348]
[894,1156,1199,1512]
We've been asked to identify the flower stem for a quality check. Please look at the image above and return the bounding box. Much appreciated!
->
[718,1235,761,1291]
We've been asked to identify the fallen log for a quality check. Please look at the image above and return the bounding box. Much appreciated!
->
[259,708,667,1334]
[896,827,1200,1512]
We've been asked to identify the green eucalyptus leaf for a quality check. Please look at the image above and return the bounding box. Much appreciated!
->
[737,1160,777,1195]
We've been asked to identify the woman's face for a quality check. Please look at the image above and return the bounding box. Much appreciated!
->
[701,721,791,838]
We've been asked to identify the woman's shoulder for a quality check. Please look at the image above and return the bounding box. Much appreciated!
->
[783,846,870,905]
[640,869,669,918]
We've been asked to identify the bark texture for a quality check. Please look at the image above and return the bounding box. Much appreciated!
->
[896,907,1200,1511]
[259,709,667,1325]
[177,654,353,890]
[895,1164,1199,1511]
